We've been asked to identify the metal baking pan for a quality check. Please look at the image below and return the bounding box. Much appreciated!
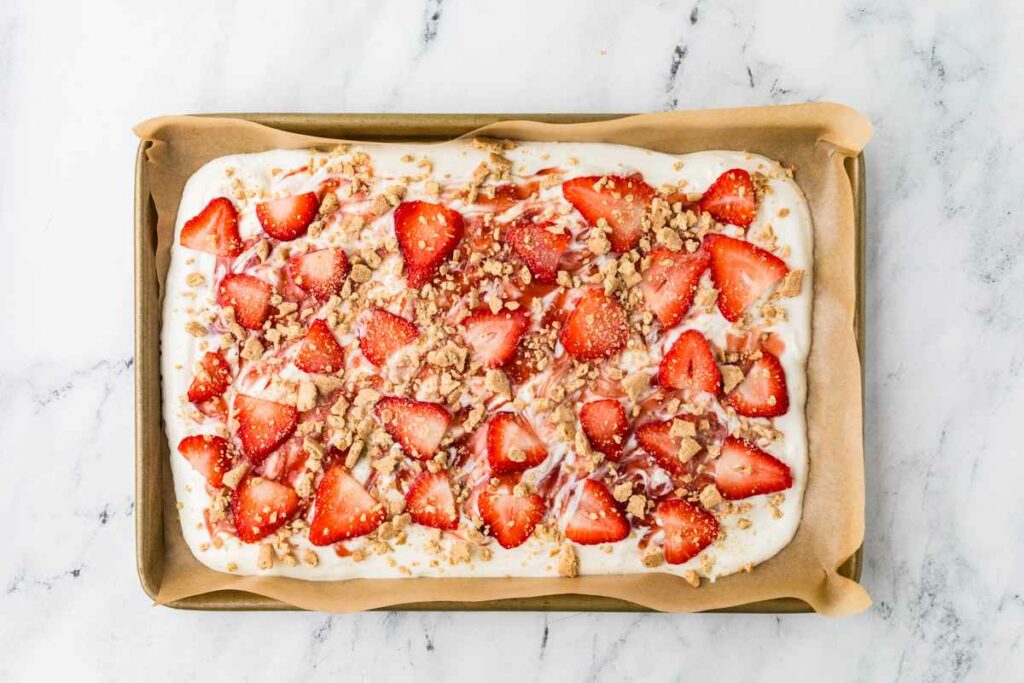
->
[135,113,865,612]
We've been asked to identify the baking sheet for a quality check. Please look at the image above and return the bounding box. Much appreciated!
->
[134,107,871,614]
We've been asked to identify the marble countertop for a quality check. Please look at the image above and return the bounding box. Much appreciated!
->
[2,0,1022,680]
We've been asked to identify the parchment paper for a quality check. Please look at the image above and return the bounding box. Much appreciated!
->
[134,103,872,615]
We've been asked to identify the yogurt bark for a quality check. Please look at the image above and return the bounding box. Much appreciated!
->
[163,138,812,583]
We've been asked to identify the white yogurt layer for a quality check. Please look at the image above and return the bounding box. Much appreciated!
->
[162,139,813,581]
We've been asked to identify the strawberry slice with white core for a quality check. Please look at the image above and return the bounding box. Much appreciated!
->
[375,397,452,460]
[579,399,629,461]
[564,480,630,545]
[461,309,530,369]
[177,434,232,487]
[359,308,420,366]
[286,248,350,300]
[295,319,345,374]
[217,273,273,330]
[635,417,702,478]
[179,197,243,257]
[478,481,546,549]
[393,200,465,288]
[405,470,459,530]
[658,330,722,397]
[231,475,300,543]
[696,168,758,227]
[308,464,386,545]
[640,247,710,329]
[234,394,298,462]
[713,437,793,500]
[560,288,629,361]
[504,218,571,284]
[724,351,789,417]
[487,412,548,474]
[256,192,320,241]
[562,174,656,252]
[655,498,719,564]
[704,233,789,323]
[187,351,232,404]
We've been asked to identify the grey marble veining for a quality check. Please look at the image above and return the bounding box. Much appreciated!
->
[1,0,1022,680]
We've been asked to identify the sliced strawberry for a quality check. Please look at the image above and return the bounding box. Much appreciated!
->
[478,482,546,549]
[375,397,452,460]
[177,434,232,487]
[308,464,386,545]
[461,309,530,369]
[286,248,350,300]
[704,234,789,322]
[179,197,242,257]
[256,192,320,241]
[234,394,298,462]
[640,247,710,329]
[564,480,630,545]
[295,319,345,374]
[405,470,459,530]
[359,308,420,366]
[560,288,629,361]
[562,174,655,252]
[655,498,719,564]
[487,412,548,474]
[393,200,464,288]
[504,218,571,284]
[217,273,273,330]
[196,396,228,420]
[579,399,629,461]
[696,168,757,227]
[635,417,702,478]
[658,330,721,396]
[187,351,232,404]
[230,475,299,543]
[713,437,793,500]
[724,351,789,417]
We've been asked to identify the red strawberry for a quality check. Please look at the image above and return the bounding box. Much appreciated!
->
[230,475,300,543]
[504,218,571,284]
[635,417,702,478]
[487,412,548,474]
[405,470,459,530]
[640,247,710,329]
[562,174,655,252]
[724,351,789,417]
[564,480,630,545]
[217,273,273,330]
[179,197,243,257]
[704,234,789,322]
[579,399,629,461]
[461,309,530,369]
[196,397,228,420]
[295,319,345,374]
[286,248,350,300]
[359,308,420,366]
[658,330,721,396]
[177,434,233,487]
[393,200,464,288]
[187,351,232,404]
[234,394,298,462]
[478,482,546,549]
[256,192,320,241]
[308,464,386,545]
[560,288,629,361]
[655,498,719,564]
[696,168,757,227]
[375,397,452,460]
[713,437,793,500]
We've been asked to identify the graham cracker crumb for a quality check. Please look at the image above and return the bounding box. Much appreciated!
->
[557,544,579,577]
[699,484,724,510]
[641,546,664,568]
[257,543,275,569]
[720,365,745,394]
[682,570,701,588]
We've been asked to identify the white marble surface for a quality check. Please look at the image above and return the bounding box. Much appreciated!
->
[1,0,1022,680]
